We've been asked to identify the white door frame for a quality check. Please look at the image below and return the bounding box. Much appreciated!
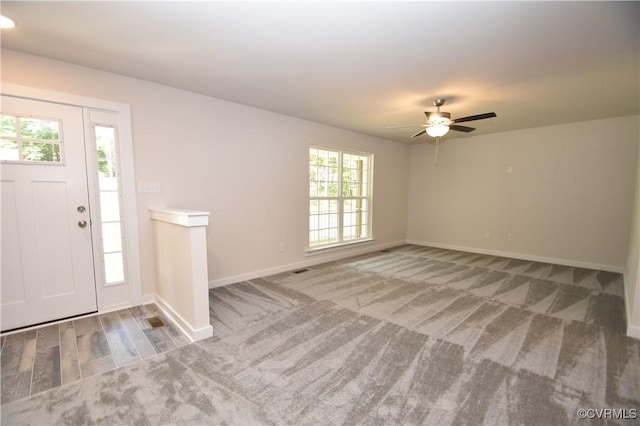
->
[1,83,142,311]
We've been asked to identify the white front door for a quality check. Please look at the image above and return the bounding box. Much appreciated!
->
[1,95,97,331]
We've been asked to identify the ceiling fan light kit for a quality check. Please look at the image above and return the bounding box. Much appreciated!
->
[426,120,450,137]
[0,15,16,29]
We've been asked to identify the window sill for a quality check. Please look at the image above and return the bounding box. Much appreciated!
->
[305,238,375,256]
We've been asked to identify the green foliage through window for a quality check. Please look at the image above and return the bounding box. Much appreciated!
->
[23,142,61,162]
[95,126,117,178]
[0,114,63,163]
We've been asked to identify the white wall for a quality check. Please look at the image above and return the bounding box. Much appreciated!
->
[1,49,410,298]
[407,116,639,270]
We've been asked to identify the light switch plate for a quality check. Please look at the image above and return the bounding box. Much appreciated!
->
[138,180,161,193]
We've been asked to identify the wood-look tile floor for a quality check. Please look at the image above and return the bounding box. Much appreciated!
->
[0,303,189,404]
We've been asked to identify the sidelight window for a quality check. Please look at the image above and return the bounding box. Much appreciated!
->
[93,124,126,285]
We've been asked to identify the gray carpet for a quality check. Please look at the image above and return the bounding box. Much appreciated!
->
[2,245,639,425]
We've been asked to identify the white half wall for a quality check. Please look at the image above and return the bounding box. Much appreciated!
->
[624,123,640,339]
[1,49,410,298]
[150,208,212,341]
[407,116,639,270]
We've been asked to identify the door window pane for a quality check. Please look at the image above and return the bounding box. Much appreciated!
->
[104,252,124,284]
[22,142,61,162]
[20,117,59,140]
[1,115,17,137]
[99,191,120,222]
[0,114,63,163]
[0,139,19,161]
[101,222,122,253]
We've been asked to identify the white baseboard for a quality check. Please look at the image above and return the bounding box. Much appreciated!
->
[208,240,406,288]
[209,239,624,288]
[623,272,640,340]
[140,294,156,305]
[406,240,624,274]
[153,296,213,342]
[99,301,134,314]
[627,323,640,340]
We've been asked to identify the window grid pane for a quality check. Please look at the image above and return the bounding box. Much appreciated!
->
[22,142,61,162]
[343,198,368,241]
[309,199,339,247]
[1,115,17,137]
[0,139,19,161]
[20,117,59,140]
[104,252,125,284]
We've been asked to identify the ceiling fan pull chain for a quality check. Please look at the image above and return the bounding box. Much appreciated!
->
[435,137,440,165]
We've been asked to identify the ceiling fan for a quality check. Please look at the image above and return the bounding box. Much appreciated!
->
[387,99,497,139]
[387,99,496,164]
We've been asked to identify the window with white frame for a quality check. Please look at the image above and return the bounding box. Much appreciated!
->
[0,114,63,163]
[309,146,372,249]
[93,124,126,285]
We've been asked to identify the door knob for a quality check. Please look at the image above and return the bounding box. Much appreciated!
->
[77,206,86,213]
[78,220,88,228]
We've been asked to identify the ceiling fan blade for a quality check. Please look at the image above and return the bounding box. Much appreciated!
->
[449,124,476,133]
[385,124,425,129]
[411,129,427,138]
[452,112,497,123]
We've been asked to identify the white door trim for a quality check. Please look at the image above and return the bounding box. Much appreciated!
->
[1,83,142,309]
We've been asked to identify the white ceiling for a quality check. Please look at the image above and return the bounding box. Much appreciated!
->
[1,1,638,143]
